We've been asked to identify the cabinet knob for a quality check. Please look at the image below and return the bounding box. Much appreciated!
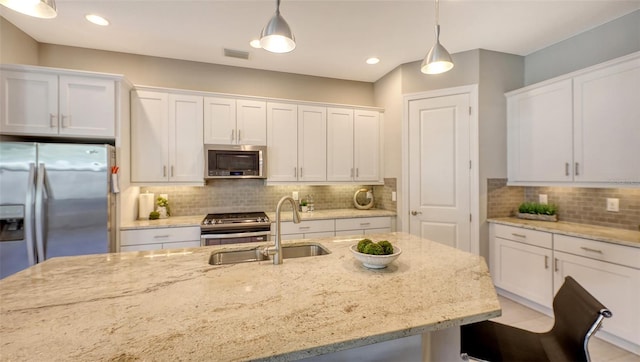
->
[411,210,422,216]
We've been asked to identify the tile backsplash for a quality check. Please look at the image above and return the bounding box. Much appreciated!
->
[141,178,397,217]
[487,179,640,231]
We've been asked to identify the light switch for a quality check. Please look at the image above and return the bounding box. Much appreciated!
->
[292,191,299,201]
[606,198,619,212]
[391,191,397,202]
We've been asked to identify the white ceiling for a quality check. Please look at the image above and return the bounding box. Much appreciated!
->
[1,1,639,82]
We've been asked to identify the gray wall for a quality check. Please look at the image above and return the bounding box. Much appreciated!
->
[525,10,640,85]
[0,17,38,65]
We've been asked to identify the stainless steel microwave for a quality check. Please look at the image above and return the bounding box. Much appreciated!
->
[204,144,267,179]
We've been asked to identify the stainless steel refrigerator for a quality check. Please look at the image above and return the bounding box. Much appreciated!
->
[0,142,116,279]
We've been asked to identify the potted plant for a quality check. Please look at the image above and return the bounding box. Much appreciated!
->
[300,200,309,212]
[517,202,558,222]
[156,196,170,218]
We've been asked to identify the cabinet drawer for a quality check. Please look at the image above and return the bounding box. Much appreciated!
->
[121,227,200,246]
[493,224,552,249]
[277,219,335,235]
[335,217,391,231]
[554,235,640,269]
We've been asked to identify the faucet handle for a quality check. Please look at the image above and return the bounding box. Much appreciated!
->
[263,246,276,256]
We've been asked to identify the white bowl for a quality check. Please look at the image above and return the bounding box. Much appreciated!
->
[350,244,402,269]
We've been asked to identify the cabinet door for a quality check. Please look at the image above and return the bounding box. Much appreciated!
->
[168,94,203,182]
[327,107,354,181]
[204,97,236,145]
[58,76,115,138]
[298,105,327,182]
[492,237,553,308]
[267,102,298,181]
[237,99,266,145]
[507,79,573,182]
[554,251,640,345]
[0,71,58,135]
[131,90,169,182]
[573,57,640,183]
[354,110,380,181]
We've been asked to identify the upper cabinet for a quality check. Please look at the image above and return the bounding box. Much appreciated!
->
[506,52,640,187]
[131,90,203,184]
[327,108,381,182]
[204,97,266,145]
[0,68,117,138]
[267,103,327,182]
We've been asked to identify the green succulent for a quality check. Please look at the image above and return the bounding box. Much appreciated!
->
[362,243,384,255]
[518,202,557,216]
[357,238,373,253]
[377,240,394,255]
[149,211,160,220]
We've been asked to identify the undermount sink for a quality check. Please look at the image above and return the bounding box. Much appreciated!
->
[209,243,330,265]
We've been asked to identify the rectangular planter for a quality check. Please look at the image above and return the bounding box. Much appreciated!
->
[517,213,558,222]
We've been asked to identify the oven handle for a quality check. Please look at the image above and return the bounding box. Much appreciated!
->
[200,230,271,239]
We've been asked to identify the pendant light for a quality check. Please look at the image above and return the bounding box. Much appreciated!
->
[0,0,57,19]
[421,0,453,74]
[259,0,296,53]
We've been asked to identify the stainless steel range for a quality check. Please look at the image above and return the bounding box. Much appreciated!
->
[200,212,271,246]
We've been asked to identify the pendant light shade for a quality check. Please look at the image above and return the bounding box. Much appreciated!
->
[421,0,453,74]
[0,0,57,19]
[260,0,296,53]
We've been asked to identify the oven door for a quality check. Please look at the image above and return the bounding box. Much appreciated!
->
[200,230,270,246]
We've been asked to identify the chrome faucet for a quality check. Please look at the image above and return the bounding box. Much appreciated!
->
[268,196,301,265]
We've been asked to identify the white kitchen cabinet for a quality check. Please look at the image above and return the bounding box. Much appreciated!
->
[204,97,266,145]
[131,90,203,184]
[507,79,573,183]
[490,224,554,309]
[327,108,381,182]
[267,103,327,182]
[335,217,392,236]
[0,69,116,138]
[272,219,335,240]
[573,57,640,183]
[506,52,640,186]
[553,235,640,349]
[120,226,201,252]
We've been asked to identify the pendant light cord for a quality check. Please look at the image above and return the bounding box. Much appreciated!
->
[435,0,440,26]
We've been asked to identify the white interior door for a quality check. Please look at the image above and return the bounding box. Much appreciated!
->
[408,93,471,251]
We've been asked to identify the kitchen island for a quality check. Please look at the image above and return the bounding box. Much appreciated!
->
[0,232,500,361]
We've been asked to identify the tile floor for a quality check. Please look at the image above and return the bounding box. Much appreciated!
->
[494,295,640,362]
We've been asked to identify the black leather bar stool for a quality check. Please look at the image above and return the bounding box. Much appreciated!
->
[460,276,612,362]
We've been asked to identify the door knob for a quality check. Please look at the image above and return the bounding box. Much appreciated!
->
[411,210,422,216]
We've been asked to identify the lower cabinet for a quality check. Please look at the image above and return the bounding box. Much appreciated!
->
[490,223,640,352]
[120,227,201,252]
[491,224,554,308]
[335,217,392,237]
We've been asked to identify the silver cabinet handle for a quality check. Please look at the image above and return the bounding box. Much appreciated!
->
[153,235,170,239]
[294,167,297,177]
[545,255,549,269]
[356,168,359,178]
[512,233,526,238]
[171,166,174,177]
[163,166,167,177]
[61,115,70,128]
[411,210,422,216]
[298,226,310,230]
[50,114,57,127]
[237,129,241,141]
[565,162,570,176]
[360,222,371,226]
[575,162,580,176]
[231,129,235,142]
[350,168,354,178]
[554,258,559,272]
[580,246,603,254]
[300,167,303,178]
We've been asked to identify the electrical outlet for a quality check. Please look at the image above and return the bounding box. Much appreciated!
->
[606,198,619,212]
[292,191,299,201]
[391,191,397,202]
[539,194,548,204]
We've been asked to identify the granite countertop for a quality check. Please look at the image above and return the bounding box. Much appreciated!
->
[489,217,640,248]
[120,209,397,230]
[0,232,499,361]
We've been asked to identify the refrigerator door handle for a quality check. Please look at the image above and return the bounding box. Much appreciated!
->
[35,163,48,262]
[24,163,37,267]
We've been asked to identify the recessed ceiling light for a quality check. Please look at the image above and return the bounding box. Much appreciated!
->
[85,14,109,26]
[249,39,262,49]
[366,57,380,65]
